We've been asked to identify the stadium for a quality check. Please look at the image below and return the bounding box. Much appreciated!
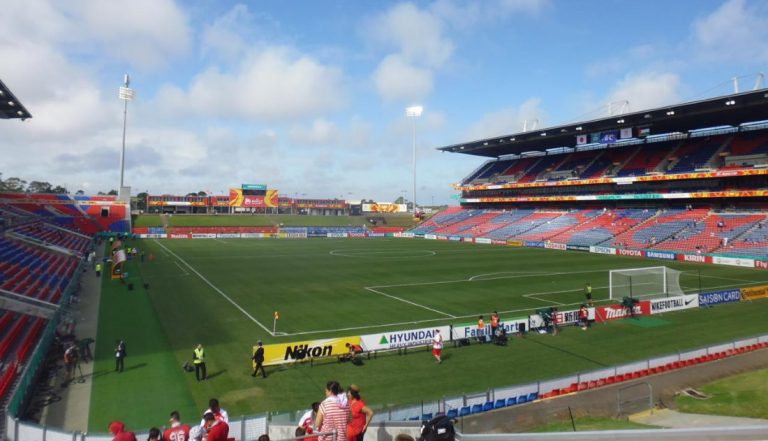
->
[3,2,768,441]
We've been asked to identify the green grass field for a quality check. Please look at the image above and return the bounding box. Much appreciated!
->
[89,238,768,431]
[676,368,768,419]
[134,214,419,228]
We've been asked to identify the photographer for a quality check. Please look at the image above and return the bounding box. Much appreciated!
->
[63,344,79,381]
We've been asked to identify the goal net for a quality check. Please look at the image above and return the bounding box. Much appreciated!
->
[608,266,684,300]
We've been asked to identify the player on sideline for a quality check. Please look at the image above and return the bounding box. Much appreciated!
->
[164,410,191,441]
[432,330,443,363]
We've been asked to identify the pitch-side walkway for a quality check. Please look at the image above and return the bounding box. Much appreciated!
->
[38,245,103,433]
[630,408,768,428]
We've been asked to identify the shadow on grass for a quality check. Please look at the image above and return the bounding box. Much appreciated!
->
[206,370,227,380]
[123,363,148,372]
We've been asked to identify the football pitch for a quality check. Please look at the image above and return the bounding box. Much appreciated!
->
[89,238,768,431]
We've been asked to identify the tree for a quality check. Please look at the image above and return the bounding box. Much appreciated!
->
[135,192,148,211]
[185,192,197,197]
[1,177,27,192]
[51,185,68,194]
[28,181,53,193]
[107,189,118,195]
[197,191,208,196]
[76,190,85,195]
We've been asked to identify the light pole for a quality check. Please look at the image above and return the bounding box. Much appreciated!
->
[406,105,423,214]
[118,74,135,195]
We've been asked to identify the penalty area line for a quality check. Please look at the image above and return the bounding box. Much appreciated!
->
[173,261,190,276]
[364,286,456,318]
[153,240,273,335]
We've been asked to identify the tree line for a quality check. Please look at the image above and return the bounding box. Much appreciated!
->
[0,173,117,195]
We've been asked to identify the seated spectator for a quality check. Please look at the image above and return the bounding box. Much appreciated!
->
[341,343,363,362]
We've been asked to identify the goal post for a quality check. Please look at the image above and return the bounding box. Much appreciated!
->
[608,266,684,301]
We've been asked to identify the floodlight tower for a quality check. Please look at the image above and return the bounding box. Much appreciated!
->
[118,74,135,197]
[406,105,423,214]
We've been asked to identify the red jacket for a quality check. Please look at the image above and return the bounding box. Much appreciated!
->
[109,421,137,441]
[206,420,229,441]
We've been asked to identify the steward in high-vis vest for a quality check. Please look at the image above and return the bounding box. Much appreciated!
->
[95,263,102,277]
[193,344,207,381]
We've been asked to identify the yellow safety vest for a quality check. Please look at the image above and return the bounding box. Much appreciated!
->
[194,347,205,364]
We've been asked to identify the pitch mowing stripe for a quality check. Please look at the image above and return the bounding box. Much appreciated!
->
[153,240,273,335]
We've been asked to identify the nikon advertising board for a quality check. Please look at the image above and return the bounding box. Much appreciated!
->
[256,337,361,366]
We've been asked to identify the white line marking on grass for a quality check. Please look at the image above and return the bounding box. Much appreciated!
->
[329,249,436,258]
[153,240,274,335]
[364,286,457,318]
[469,271,549,281]
[173,261,190,276]
[213,239,229,244]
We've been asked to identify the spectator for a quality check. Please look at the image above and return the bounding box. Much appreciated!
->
[202,412,229,441]
[298,402,320,441]
[147,427,162,441]
[489,312,500,341]
[316,381,350,441]
[109,421,137,441]
[342,343,363,363]
[347,385,374,441]
[200,398,229,427]
[476,316,486,344]
[164,410,190,441]
[258,435,270,441]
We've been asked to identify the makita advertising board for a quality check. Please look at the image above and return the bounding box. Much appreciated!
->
[451,320,527,340]
[589,246,616,255]
[168,233,191,239]
[595,301,651,322]
[361,326,450,351]
[699,289,741,307]
[645,250,676,260]
[650,294,699,314]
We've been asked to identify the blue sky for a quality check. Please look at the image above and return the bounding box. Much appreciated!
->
[2,0,767,204]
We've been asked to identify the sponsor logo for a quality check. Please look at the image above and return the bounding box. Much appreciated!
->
[545,242,567,250]
[240,233,265,238]
[506,240,523,247]
[566,244,589,251]
[597,301,650,321]
[327,232,348,238]
[400,232,415,238]
[741,285,768,301]
[604,305,641,319]
[448,236,461,241]
[618,249,643,257]
[492,239,507,245]
[755,260,768,270]
[216,233,240,238]
[651,295,698,313]
[191,233,217,239]
[284,233,306,239]
[713,256,754,268]
[475,238,492,244]
[348,232,367,238]
[590,246,616,255]
[424,234,437,240]
[699,289,741,306]
[682,254,706,263]
[369,233,386,238]
[362,326,450,350]
[437,236,448,240]
[169,233,190,239]
[524,241,545,248]
[284,344,332,360]
[646,251,676,260]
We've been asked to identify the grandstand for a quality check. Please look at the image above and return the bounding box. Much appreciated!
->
[423,89,768,259]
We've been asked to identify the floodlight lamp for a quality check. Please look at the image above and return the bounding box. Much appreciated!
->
[7,101,14,106]
[406,105,423,117]
[575,126,582,131]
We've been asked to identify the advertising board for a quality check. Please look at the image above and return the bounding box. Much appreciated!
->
[617,249,644,257]
[589,246,616,255]
[361,326,451,351]
[713,256,755,268]
[450,320,527,340]
[595,301,651,322]
[191,233,217,239]
[216,233,241,239]
[755,260,768,270]
[645,251,676,260]
[678,254,709,263]
[507,240,523,247]
[741,284,768,301]
[544,242,567,250]
[554,307,595,325]
[240,233,266,238]
[566,244,589,251]
[362,203,407,213]
[168,233,191,239]
[650,294,699,314]
[699,289,741,307]
[258,337,361,366]
[327,232,348,238]
[424,234,437,240]
[524,241,544,248]
[475,238,492,244]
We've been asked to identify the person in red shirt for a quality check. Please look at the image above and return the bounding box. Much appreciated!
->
[490,312,500,342]
[347,385,374,441]
[108,421,137,441]
[164,410,191,441]
[203,411,229,441]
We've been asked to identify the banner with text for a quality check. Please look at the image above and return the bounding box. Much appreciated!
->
[741,285,768,301]
[258,337,361,366]
[361,326,451,351]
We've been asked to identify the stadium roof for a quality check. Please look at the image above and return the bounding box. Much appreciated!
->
[0,78,32,120]
[439,89,768,158]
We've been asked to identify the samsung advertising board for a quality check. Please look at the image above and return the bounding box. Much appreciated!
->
[699,289,741,307]
[361,326,450,351]
[646,251,676,260]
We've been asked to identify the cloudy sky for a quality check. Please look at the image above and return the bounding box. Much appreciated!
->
[2,0,768,204]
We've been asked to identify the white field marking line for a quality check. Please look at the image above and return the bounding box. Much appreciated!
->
[695,273,760,284]
[469,271,550,281]
[213,238,229,244]
[153,240,273,335]
[329,249,437,258]
[364,286,456,318]
[178,246,516,261]
[173,261,190,276]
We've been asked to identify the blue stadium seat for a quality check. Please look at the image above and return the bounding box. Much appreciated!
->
[446,409,458,418]
[422,413,432,421]
[494,399,506,409]
[470,404,483,414]
[409,416,420,421]
[506,397,517,406]
[482,401,494,412]
[527,392,539,402]
[459,406,471,417]
[517,395,528,404]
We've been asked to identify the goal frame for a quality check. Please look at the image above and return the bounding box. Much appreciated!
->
[608,266,681,300]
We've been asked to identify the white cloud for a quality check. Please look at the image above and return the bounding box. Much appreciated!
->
[373,55,434,102]
[157,47,346,121]
[604,72,681,113]
[467,98,546,140]
[692,0,768,63]
[201,4,255,61]
[431,0,549,29]
[289,119,339,145]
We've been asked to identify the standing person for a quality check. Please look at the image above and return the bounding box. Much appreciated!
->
[199,398,229,427]
[316,381,350,441]
[579,305,589,330]
[108,421,137,441]
[193,344,206,381]
[164,410,190,441]
[64,344,78,381]
[584,283,593,307]
[95,262,102,278]
[251,341,266,378]
[431,330,443,364]
[490,312,500,342]
[114,340,126,372]
[347,385,374,441]
[476,316,486,344]
[202,412,229,441]
[298,402,320,441]
[147,427,162,441]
